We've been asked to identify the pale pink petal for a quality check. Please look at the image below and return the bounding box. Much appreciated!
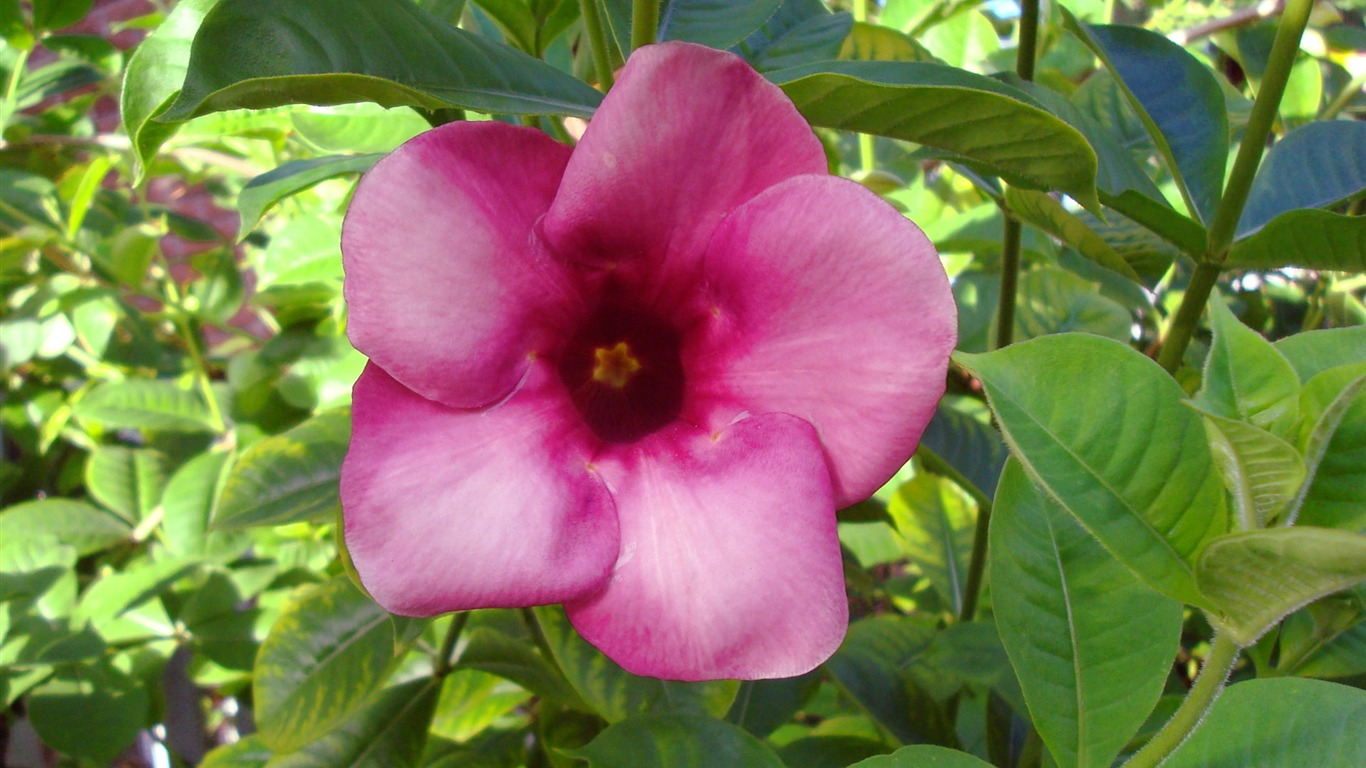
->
[341,363,618,615]
[566,414,847,680]
[689,175,956,505]
[343,121,580,408]
[541,42,827,309]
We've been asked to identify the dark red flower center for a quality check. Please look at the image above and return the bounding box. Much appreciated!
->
[557,304,685,443]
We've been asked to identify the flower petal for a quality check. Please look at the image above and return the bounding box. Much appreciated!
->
[542,42,827,307]
[341,363,618,615]
[691,175,956,505]
[342,121,579,408]
[566,414,847,681]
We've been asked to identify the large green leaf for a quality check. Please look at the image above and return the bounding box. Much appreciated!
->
[569,715,786,768]
[770,61,1101,210]
[215,409,350,529]
[161,0,602,122]
[991,461,1182,768]
[74,379,220,433]
[1190,407,1306,529]
[849,745,994,767]
[1194,296,1300,437]
[888,474,973,615]
[1063,11,1227,224]
[254,578,405,752]
[120,0,223,181]
[267,678,439,768]
[1227,209,1366,272]
[1197,527,1366,646]
[1295,363,1366,531]
[0,499,129,556]
[1276,325,1366,382]
[1238,121,1366,237]
[1163,678,1366,767]
[824,614,940,744]
[956,334,1228,606]
[659,0,783,49]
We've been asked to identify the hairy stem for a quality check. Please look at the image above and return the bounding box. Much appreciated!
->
[631,0,658,51]
[1156,261,1221,374]
[579,0,616,90]
[1123,634,1240,768]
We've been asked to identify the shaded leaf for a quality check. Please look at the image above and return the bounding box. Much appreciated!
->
[1228,209,1366,272]
[1238,121,1366,237]
[1195,296,1300,435]
[268,679,439,768]
[659,0,784,50]
[917,396,1008,500]
[824,614,939,744]
[570,715,785,768]
[1294,364,1366,531]
[1003,187,1138,281]
[26,662,149,766]
[215,409,350,529]
[849,745,995,767]
[1276,326,1366,382]
[0,499,129,555]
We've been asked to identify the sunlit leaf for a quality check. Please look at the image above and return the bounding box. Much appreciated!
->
[1195,296,1300,436]
[1189,406,1306,529]
[74,379,220,433]
[0,499,130,556]
[888,474,974,614]
[268,678,439,768]
[1003,187,1138,281]
[215,409,350,529]
[1228,209,1366,272]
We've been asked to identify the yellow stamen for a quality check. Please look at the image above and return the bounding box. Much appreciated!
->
[592,341,642,388]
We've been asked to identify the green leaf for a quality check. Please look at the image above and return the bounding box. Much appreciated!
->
[1294,364,1366,531]
[254,577,405,752]
[255,215,344,289]
[291,103,428,154]
[534,606,738,723]
[0,499,129,555]
[918,396,1008,499]
[161,449,248,559]
[659,0,783,50]
[1278,591,1366,678]
[430,668,529,742]
[991,460,1183,768]
[200,736,272,768]
[1189,406,1306,529]
[770,61,1101,211]
[824,614,939,744]
[84,445,167,524]
[215,409,349,529]
[1276,326,1366,382]
[839,21,937,62]
[1197,527,1366,646]
[776,736,888,768]
[470,0,537,53]
[1163,678,1366,767]
[956,334,1228,606]
[849,745,995,767]
[1013,267,1133,343]
[1002,187,1139,281]
[267,678,439,768]
[570,715,785,768]
[31,0,92,32]
[161,0,601,122]
[1227,209,1366,272]
[737,0,849,72]
[1195,296,1301,435]
[725,672,822,739]
[456,626,587,708]
[120,0,224,181]
[26,662,149,765]
[0,535,77,614]
[888,474,974,615]
[75,378,219,433]
[1063,11,1227,224]
[1238,121,1366,237]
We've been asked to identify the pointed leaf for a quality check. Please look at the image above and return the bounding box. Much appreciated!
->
[1014,267,1133,343]
[1197,527,1366,646]
[1228,209,1366,272]
[569,715,785,768]
[956,334,1228,606]
[0,499,130,556]
[1163,678,1366,767]
[161,0,602,122]
[1238,121,1366,237]
[238,154,381,240]
[84,445,167,524]
[1196,296,1301,436]
[26,662,149,766]
[839,21,938,63]
[849,745,995,767]
[824,615,939,744]
[917,397,1008,500]
[215,409,350,529]
[1294,363,1366,531]
[991,460,1182,768]
[1063,10,1227,223]
[770,61,1101,211]
[160,449,248,559]
[738,0,851,72]
[1003,187,1139,281]
[266,679,439,768]
[659,0,784,50]
[1275,325,1366,382]
[456,627,587,708]
[254,578,406,752]
[1190,406,1306,529]
[889,474,974,615]
[75,378,219,433]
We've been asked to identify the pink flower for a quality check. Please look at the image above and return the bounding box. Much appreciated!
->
[339,42,955,680]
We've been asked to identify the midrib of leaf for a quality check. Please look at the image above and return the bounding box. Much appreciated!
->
[278,610,388,719]
[1044,508,1089,768]
[936,510,964,612]
[345,680,436,767]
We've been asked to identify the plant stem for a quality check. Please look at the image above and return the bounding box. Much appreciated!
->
[1015,0,1040,83]
[1156,261,1221,374]
[1203,0,1313,259]
[631,0,658,51]
[579,0,615,90]
[1319,67,1366,120]
[158,265,229,433]
[994,217,1022,350]
[917,447,993,623]
[0,47,31,144]
[1123,634,1240,768]
[853,0,875,174]
[433,612,470,677]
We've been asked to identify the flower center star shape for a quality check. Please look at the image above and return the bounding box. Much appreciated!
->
[338,41,956,681]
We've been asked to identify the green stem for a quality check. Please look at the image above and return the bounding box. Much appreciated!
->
[158,266,228,433]
[1156,260,1221,374]
[1015,0,1040,83]
[854,0,873,176]
[631,0,658,51]
[1319,67,1366,120]
[1018,726,1044,768]
[433,612,470,677]
[917,447,993,623]
[0,47,32,143]
[579,0,615,90]
[994,216,1022,350]
[1203,0,1314,259]
[1123,634,1240,768]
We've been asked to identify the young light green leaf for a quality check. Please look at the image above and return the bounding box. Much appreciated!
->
[266,678,439,768]
[254,578,405,752]
[215,409,350,529]
[1227,209,1366,272]
[956,334,1228,607]
[1197,527,1366,646]
[1003,188,1138,281]
[1276,325,1366,382]
[991,460,1182,768]
[1238,121,1366,237]
[888,474,974,614]
[1196,296,1301,436]
[160,449,249,560]
[1013,267,1133,343]
[75,378,220,433]
[1292,363,1366,531]
[838,21,938,63]
[120,0,223,181]
[569,715,786,768]
[161,0,602,122]
[1189,406,1306,529]
[849,745,995,767]
[659,0,784,50]
[0,499,130,555]
[1163,678,1366,767]
[291,103,428,154]
[770,62,1101,211]
[84,445,167,524]
[1062,9,1227,224]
